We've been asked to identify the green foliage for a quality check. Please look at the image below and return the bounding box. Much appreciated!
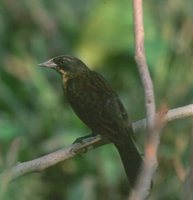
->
[0,0,193,199]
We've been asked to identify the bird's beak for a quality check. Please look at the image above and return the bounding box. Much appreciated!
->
[38,59,57,68]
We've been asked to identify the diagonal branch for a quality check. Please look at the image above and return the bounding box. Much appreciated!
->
[1,135,102,181]
[0,104,193,183]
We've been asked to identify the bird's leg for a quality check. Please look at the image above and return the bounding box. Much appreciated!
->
[72,134,110,155]
[73,134,95,144]
[73,133,110,148]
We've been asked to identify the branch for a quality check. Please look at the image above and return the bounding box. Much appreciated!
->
[0,135,101,181]
[0,105,193,183]
[133,104,193,132]
[130,0,159,199]
[133,0,156,128]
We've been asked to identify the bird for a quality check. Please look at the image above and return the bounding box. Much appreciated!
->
[39,55,143,188]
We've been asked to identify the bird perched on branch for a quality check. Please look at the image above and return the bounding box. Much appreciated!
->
[39,55,143,188]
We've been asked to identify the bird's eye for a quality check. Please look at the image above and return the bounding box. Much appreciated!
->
[53,57,66,66]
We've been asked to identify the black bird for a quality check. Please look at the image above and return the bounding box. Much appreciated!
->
[39,55,143,187]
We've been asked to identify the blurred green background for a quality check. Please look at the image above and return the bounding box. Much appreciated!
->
[0,0,193,199]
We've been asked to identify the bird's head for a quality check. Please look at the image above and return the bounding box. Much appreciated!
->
[39,55,88,77]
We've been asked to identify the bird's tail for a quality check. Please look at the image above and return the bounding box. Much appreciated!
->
[114,135,143,188]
